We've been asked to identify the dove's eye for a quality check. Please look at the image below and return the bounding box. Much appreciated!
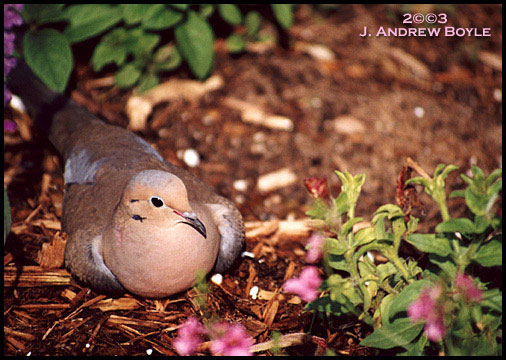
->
[150,196,164,208]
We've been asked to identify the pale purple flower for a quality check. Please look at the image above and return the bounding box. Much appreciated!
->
[209,322,254,356]
[4,32,15,56]
[172,317,206,356]
[283,266,322,302]
[4,85,12,105]
[4,4,24,29]
[5,55,16,77]
[407,283,446,342]
[305,232,325,263]
[455,273,483,302]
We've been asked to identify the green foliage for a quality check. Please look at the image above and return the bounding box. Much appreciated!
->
[19,4,297,93]
[304,164,501,355]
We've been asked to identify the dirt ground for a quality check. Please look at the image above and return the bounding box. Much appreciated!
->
[4,4,502,355]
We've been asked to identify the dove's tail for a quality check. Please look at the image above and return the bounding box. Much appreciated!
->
[7,62,101,158]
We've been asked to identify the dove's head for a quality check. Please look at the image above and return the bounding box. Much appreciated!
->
[103,169,219,298]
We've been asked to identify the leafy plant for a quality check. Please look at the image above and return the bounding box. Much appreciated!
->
[17,4,297,93]
[291,163,502,355]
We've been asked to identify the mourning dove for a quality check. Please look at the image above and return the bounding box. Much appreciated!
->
[7,64,244,298]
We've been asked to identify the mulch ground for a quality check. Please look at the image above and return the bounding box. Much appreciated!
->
[4,4,502,355]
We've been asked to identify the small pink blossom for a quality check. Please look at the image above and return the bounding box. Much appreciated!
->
[209,322,254,356]
[283,266,322,302]
[455,273,483,302]
[173,317,206,356]
[407,284,446,342]
[305,232,325,263]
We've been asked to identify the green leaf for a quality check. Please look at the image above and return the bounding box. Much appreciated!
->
[388,279,432,320]
[465,187,488,216]
[23,29,73,93]
[141,4,183,30]
[341,217,363,236]
[245,11,262,37]
[199,4,215,18]
[360,318,424,349]
[305,198,328,220]
[63,4,122,43]
[480,288,502,312]
[485,168,502,187]
[435,218,476,234]
[449,189,465,198]
[429,253,456,280]
[328,254,349,273]
[333,191,349,215]
[379,293,396,326]
[137,72,159,93]
[4,189,11,245]
[326,238,347,256]
[91,28,129,71]
[175,11,215,80]
[226,34,246,53]
[377,262,398,283]
[169,4,189,11]
[22,4,65,25]
[154,45,182,71]
[305,295,342,315]
[271,4,294,29]
[353,226,375,246]
[115,63,141,89]
[218,4,243,25]
[405,233,452,256]
[119,4,152,25]
[472,239,502,267]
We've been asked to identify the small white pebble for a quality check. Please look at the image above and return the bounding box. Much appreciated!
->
[146,349,153,355]
[211,273,223,285]
[183,149,200,167]
[233,179,249,192]
[258,259,265,263]
[493,88,502,102]
[9,94,26,113]
[454,232,462,240]
[414,106,425,118]
[26,352,31,356]
[85,343,91,348]
[249,286,259,300]
[241,251,255,258]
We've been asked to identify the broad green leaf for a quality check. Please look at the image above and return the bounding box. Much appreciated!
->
[328,254,349,273]
[360,317,423,349]
[226,34,246,53]
[175,11,215,79]
[480,288,502,312]
[137,72,159,93]
[341,217,363,236]
[353,226,375,246]
[199,4,215,18]
[4,189,11,244]
[245,11,262,37]
[389,279,432,320]
[154,45,182,71]
[435,218,476,234]
[305,198,328,220]
[120,4,152,25]
[405,233,452,256]
[379,293,396,326]
[91,28,129,71]
[465,187,488,216]
[305,295,342,315]
[473,215,489,233]
[271,4,294,29]
[333,191,349,215]
[326,238,347,256]
[64,4,122,43]
[24,29,73,93]
[429,253,456,280]
[127,29,160,57]
[142,4,183,30]
[115,63,141,89]
[472,239,502,267]
[22,4,65,25]
[377,262,398,283]
[485,168,502,187]
[218,4,243,25]
[449,189,465,198]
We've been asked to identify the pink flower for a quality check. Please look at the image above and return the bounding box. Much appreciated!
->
[173,317,206,356]
[283,266,322,302]
[407,284,446,342]
[209,322,254,356]
[455,273,483,302]
[305,232,325,263]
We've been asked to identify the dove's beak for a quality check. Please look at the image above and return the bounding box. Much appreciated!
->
[175,211,207,239]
